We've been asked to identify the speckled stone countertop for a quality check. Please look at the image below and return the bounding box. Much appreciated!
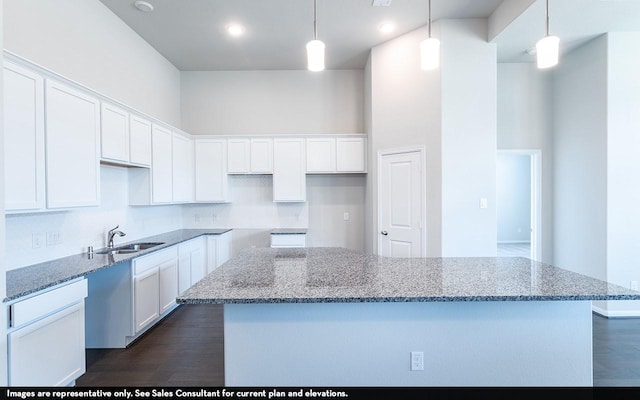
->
[270,228,308,235]
[4,229,231,302]
[177,247,640,304]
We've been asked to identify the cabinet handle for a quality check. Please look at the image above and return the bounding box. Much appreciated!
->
[381,231,388,236]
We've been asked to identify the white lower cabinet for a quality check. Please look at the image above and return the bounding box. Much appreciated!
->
[133,267,160,333]
[7,278,88,386]
[85,246,178,348]
[206,231,232,274]
[178,237,206,295]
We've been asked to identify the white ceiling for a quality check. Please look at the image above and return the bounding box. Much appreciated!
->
[98,0,640,71]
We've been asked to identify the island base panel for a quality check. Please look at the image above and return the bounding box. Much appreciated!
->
[223,301,592,386]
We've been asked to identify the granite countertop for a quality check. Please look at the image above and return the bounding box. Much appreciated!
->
[270,228,308,235]
[4,229,231,302]
[177,247,640,304]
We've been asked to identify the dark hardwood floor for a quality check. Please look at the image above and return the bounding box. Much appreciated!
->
[76,304,640,387]
[76,304,225,387]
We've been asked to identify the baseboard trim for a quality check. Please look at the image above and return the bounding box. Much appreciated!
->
[497,241,531,245]
[592,304,640,318]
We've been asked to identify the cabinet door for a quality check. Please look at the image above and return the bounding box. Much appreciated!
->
[217,232,232,267]
[45,79,100,208]
[159,258,178,314]
[273,138,306,202]
[133,267,159,333]
[206,236,218,274]
[195,140,228,202]
[100,102,130,163]
[250,138,273,173]
[306,137,336,173]
[8,302,85,386]
[227,138,250,174]
[3,62,46,211]
[336,137,367,172]
[129,114,152,167]
[172,133,194,203]
[178,252,191,295]
[151,124,173,203]
[190,246,206,285]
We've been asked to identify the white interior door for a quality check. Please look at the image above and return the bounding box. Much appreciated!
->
[378,149,424,257]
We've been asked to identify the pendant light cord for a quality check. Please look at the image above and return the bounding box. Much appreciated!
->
[428,0,432,38]
[545,0,550,36]
[314,0,318,40]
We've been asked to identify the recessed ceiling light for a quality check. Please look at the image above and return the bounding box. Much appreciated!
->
[133,1,154,13]
[378,22,395,34]
[226,23,245,37]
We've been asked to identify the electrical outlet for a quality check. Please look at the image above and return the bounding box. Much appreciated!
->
[631,281,639,291]
[46,231,61,246]
[479,198,488,209]
[32,233,44,249]
[410,351,424,371]
[343,212,350,221]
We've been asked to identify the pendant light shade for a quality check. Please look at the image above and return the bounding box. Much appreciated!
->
[536,35,559,69]
[307,39,325,72]
[420,0,440,71]
[307,0,325,71]
[420,37,440,71]
[536,0,559,69]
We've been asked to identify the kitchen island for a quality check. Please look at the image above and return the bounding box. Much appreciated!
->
[177,247,640,387]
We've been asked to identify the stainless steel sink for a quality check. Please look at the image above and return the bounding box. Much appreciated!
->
[96,242,165,255]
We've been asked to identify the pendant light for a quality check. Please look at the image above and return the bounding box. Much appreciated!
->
[536,0,559,69]
[306,0,325,71]
[420,0,440,70]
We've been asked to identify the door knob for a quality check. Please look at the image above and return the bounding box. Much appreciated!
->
[381,231,388,236]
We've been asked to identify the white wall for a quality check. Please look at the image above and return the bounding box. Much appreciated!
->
[3,0,184,269]
[180,70,367,253]
[497,63,553,262]
[3,0,181,126]
[368,25,442,256]
[368,19,497,257]
[181,70,364,135]
[603,32,640,315]
[553,35,608,281]
[496,154,531,243]
[440,19,497,257]
[5,166,182,269]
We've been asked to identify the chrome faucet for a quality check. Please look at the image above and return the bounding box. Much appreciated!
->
[107,225,126,248]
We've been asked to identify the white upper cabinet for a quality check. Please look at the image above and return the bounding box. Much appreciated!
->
[227,138,250,174]
[195,139,229,203]
[336,137,367,173]
[100,102,152,168]
[273,138,306,202]
[45,79,101,208]
[100,102,130,164]
[250,138,273,173]
[306,137,336,173]
[3,61,46,212]
[227,137,273,174]
[172,132,194,203]
[305,136,367,174]
[151,125,174,204]
[129,114,152,167]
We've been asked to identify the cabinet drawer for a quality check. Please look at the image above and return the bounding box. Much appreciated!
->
[133,246,178,275]
[270,234,307,248]
[9,278,87,329]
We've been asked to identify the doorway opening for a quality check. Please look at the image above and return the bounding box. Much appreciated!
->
[496,150,542,261]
